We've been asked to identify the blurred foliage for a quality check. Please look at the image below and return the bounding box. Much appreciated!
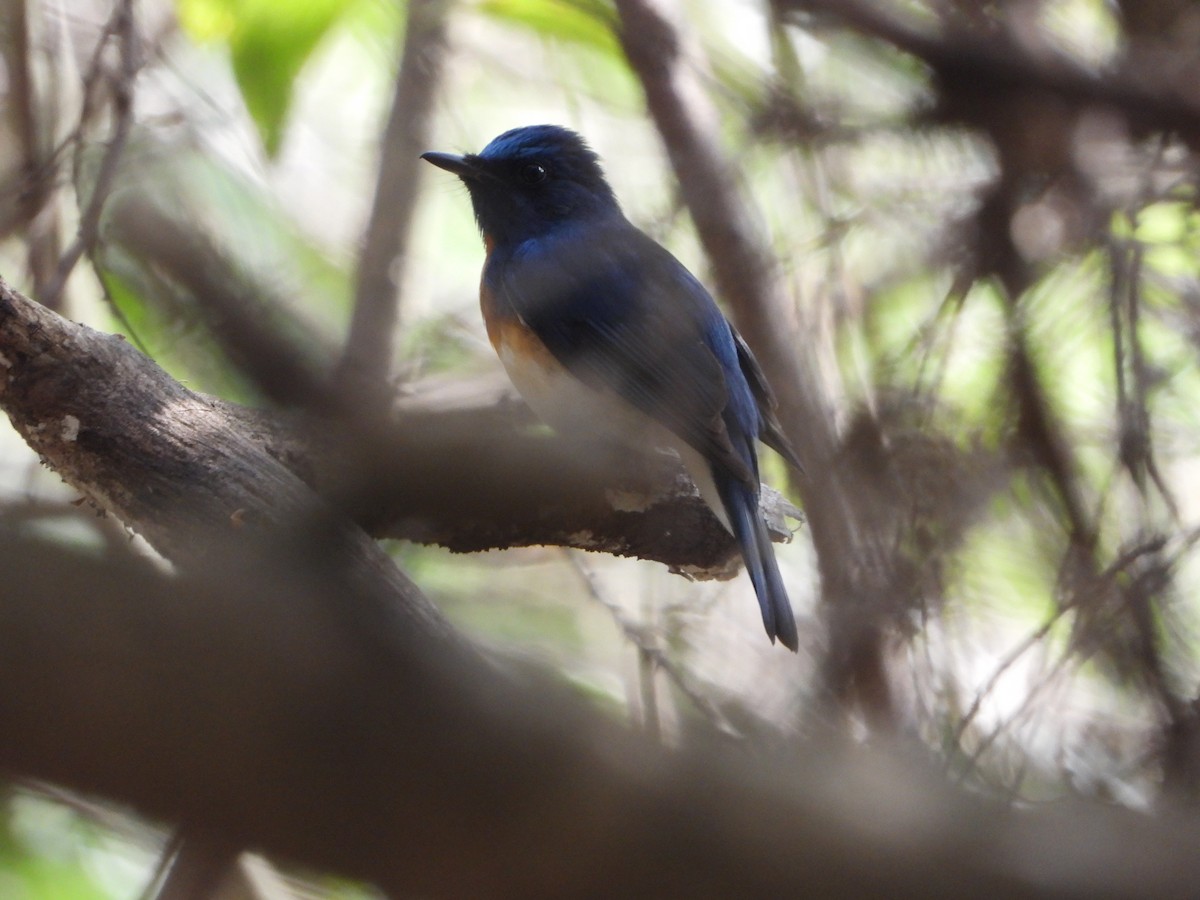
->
[478,0,619,54]
[5,0,1200,892]
[0,792,153,900]
[177,0,360,156]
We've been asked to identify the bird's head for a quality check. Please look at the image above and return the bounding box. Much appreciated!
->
[422,125,621,248]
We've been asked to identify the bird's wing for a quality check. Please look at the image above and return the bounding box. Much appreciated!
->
[730,327,805,472]
[492,225,758,487]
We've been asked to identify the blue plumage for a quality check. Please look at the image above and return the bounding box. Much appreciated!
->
[422,125,801,650]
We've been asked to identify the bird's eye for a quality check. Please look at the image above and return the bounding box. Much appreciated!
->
[520,162,548,185]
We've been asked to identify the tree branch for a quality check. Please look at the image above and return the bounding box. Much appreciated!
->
[4,524,1200,897]
[0,274,762,578]
[336,0,450,397]
[3,0,62,303]
[42,0,139,308]
[776,0,1200,141]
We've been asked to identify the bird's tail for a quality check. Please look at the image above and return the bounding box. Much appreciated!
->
[717,475,799,652]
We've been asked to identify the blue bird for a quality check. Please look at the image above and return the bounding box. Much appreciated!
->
[422,125,801,650]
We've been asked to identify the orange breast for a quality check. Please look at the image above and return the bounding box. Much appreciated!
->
[479,277,506,352]
[474,250,725,524]
[479,260,562,358]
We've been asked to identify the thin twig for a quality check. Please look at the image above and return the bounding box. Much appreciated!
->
[564,550,742,738]
[948,535,1170,776]
[8,0,62,302]
[947,605,1070,768]
[638,646,663,741]
[41,0,138,309]
[1122,137,1183,521]
[956,646,1077,791]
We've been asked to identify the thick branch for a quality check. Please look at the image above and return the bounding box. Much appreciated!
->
[3,531,1200,897]
[0,277,457,648]
[0,275,756,577]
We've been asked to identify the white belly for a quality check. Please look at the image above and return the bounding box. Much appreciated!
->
[498,342,649,441]
[497,342,729,531]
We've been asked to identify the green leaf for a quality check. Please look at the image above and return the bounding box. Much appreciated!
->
[476,0,620,57]
[177,0,357,157]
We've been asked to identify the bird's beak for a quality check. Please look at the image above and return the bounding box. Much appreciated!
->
[420,151,479,180]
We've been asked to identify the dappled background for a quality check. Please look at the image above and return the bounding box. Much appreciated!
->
[3,0,1200,895]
